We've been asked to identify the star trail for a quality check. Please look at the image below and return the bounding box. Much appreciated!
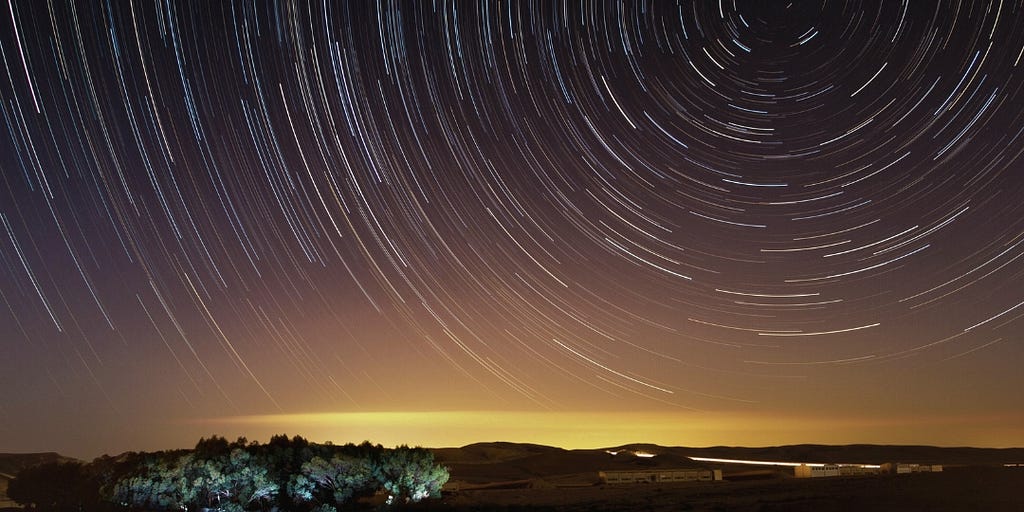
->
[2,1,1023,457]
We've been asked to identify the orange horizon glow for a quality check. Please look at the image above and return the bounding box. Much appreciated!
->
[182,410,1024,451]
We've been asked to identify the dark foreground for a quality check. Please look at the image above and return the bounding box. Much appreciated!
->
[414,466,1024,511]
[1,468,1021,511]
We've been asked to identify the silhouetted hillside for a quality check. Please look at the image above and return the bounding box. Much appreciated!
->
[1,454,77,509]
[0,452,77,475]
[432,442,1024,484]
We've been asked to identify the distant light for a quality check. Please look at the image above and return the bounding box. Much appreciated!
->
[605,448,656,457]
[690,456,808,467]
[689,456,879,469]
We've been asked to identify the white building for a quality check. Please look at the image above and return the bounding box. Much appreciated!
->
[793,464,841,478]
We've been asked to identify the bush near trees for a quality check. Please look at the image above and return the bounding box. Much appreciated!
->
[5,460,101,511]
[9,435,449,511]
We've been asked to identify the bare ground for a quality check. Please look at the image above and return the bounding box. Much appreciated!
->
[411,466,1024,511]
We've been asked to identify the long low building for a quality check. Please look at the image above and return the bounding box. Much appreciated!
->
[881,463,943,474]
[794,464,881,478]
[794,464,839,478]
[839,465,882,476]
[599,468,723,484]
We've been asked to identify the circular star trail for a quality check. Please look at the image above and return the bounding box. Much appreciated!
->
[1,1,1023,454]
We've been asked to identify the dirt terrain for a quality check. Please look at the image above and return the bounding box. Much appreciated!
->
[415,466,1023,511]
[421,442,1024,511]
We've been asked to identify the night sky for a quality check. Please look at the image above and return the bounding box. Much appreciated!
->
[2,1,1023,459]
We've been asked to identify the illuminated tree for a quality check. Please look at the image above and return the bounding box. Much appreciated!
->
[111,448,276,511]
[372,447,449,504]
[177,449,278,510]
[288,455,374,507]
[111,457,187,510]
[104,436,445,511]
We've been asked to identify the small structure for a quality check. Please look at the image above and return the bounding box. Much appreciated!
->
[0,472,17,508]
[599,468,722,484]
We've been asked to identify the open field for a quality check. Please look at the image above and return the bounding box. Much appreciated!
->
[423,442,1024,511]
[416,467,1024,511]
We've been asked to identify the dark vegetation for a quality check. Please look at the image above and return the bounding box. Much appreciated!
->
[5,435,448,512]
[0,453,76,476]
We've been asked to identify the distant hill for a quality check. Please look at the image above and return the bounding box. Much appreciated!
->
[433,442,703,485]
[0,452,77,476]
[669,444,1024,465]
[431,442,1024,485]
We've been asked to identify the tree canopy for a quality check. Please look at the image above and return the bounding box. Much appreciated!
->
[9,435,449,512]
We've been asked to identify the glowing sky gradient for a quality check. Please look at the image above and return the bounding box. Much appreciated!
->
[2,1,1023,459]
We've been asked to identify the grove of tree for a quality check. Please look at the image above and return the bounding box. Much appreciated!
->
[8,435,449,512]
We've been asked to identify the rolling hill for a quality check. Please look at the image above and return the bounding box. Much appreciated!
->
[431,442,1024,485]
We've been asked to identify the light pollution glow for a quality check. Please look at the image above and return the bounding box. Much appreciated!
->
[182,411,1024,452]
